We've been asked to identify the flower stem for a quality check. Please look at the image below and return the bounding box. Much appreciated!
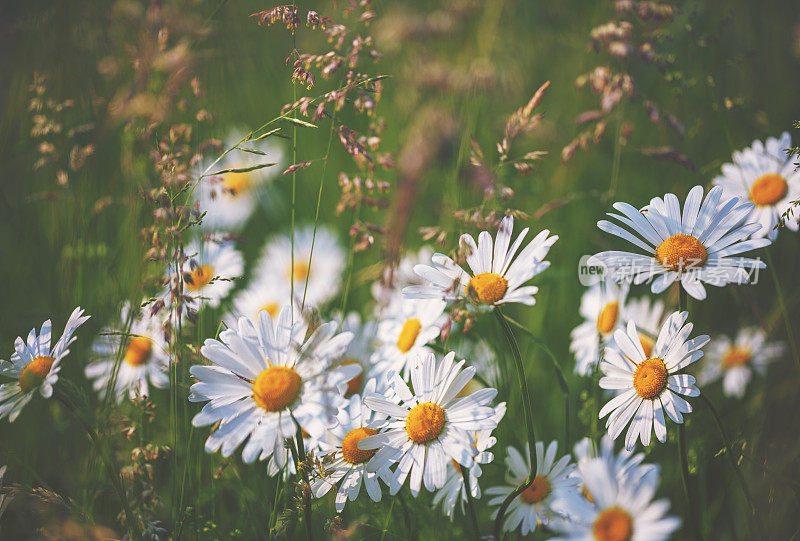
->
[501,314,570,449]
[292,419,314,541]
[56,391,138,539]
[493,308,537,541]
[763,249,800,370]
[268,474,283,539]
[700,394,762,533]
[678,423,700,540]
[460,468,480,541]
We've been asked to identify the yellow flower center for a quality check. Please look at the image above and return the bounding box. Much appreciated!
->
[596,302,620,335]
[466,272,508,305]
[519,475,551,504]
[592,506,634,541]
[721,347,752,369]
[341,427,378,464]
[340,358,364,397]
[632,358,668,399]
[405,402,446,444]
[750,173,788,206]
[252,366,302,412]
[639,334,655,359]
[655,234,708,272]
[288,261,309,283]
[257,303,280,320]
[19,356,56,393]
[125,336,153,367]
[222,171,253,196]
[396,318,422,354]
[184,264,214,292]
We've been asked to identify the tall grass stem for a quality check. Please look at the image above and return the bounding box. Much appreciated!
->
[493,308,537,541]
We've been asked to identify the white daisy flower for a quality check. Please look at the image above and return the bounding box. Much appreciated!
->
[621,295,666,360]
[0,307,90,422]
[85,302,169,403]
[570,279,630,376]
[179,238,244,310]
[713,132,800,240]
[433,402,505,520]
[336,312,380,398]
[189,306,357,464]
[599,311,709,451]
[195,136,283,231]
[405,215,558,307]
[453,339,500,397]
[228,273,295,326]
[370,294,446,379]
[311,380,392,511]
[254,226,345,309]
[699,327,784,398]
[550,455,680,541]
[372,246,434,309]
[590,185,771,300]
[572,435,659,499]
[359,351,499,496]
[486,441,579,535]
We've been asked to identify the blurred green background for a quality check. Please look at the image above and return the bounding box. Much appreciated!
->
[1,0,800,538]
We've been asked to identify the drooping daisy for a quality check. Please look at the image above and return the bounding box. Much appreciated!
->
[621,295,666,359]
[599,311,709,451]
[713,132,800,240]
[699,327,784,398]
[335,312,379,397]
[453,339,501,397]
[189,307,357,464]
[85,302,169,403]
[254,226,345,309]
[372,246,434,309]
[360,351,499,496]
[590,185,771,300]
[405,215,558,307]
[195,135,283,231]
[572,435,659,498]
[570,279,630,376]
[0,307,90,422]
[486,441,580,536]
[178,238,244,310]
[312,380,392,511]
[228,273,295,326]
[550,455,680,541]
[370,294,446,379]
[433,402,505,520]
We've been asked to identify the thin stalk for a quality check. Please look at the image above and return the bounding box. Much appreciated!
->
[339,201,361,315]
[700,395,762,531]
[460,468,480,541]
[502,314,571,449]
[292,419,313,541]
[763,249,800,369]
[301,114,336,311]
[678,423,700,540]
[378,499,395,541]
[290,22,298,323]
[268,475,283,538]
[56,392,137,539]
[493,308,537,541]
[677,287,701,539]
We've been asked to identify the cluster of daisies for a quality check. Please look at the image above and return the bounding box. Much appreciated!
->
[0,132,796,540]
